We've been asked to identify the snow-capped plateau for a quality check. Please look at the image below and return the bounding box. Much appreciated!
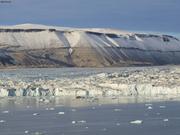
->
[0,24,180,67]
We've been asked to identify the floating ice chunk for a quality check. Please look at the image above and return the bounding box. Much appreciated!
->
[102,128,107,131]
[116,123,121,126]
[71,109,76,112]
[160,106,166,109]
[2,110,9,114]
[0,120,6,123]
[130,120,143,124]
[49,108,55,111]
[145,104,152,106]
[72,121,76,124]
[39,98,50,103]
[24,130,29,134]
[33,113,39,116]
[32,132,44,135]
[85,127,89,129]
[114,109,122,112]
[156,113,161,115]
[58,112,65,115]
[147,106,153,110]
[163,119,169,122]
[77,120,86,124]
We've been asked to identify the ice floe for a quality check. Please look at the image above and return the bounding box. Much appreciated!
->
[159,106,166,109]
[49,107,55,111]
[58,112,65,115]
[0,120,6,123]
[147,106,153,110]
[32,131,44,135]
[24,130,29,134]
[130,120,143,124]
[77,120,87,124]
[72,121,76,124]
[2,110,9,114]
[163,119,169,122]
[114,109,122,112]
[71,109,76,112]
[33,113,39,116]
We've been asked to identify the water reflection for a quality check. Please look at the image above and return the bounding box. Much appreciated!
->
[0,96,178,110]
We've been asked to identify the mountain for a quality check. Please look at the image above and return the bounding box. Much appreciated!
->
[0,24,180,68]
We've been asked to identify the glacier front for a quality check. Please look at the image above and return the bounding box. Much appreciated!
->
[0,66,179,98]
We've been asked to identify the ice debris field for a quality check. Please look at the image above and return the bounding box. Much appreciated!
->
[0,66,179,98]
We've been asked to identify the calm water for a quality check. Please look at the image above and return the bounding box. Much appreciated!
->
[0,97,180,135]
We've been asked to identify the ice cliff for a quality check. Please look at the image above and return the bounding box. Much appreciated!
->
[0,66,179,97]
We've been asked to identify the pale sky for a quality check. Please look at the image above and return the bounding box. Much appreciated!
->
[0,0,180,35]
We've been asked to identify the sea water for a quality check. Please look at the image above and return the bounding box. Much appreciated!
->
[0,97,180,135]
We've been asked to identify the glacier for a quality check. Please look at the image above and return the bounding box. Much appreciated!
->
[0,66,179,97]
[0,24,180,67]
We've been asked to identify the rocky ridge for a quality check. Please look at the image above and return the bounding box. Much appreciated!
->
[0,24,180,67]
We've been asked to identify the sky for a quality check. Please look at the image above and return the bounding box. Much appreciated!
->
[0,0,180,35]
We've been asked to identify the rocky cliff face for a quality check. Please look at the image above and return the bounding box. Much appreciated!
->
[0,24,180,67]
